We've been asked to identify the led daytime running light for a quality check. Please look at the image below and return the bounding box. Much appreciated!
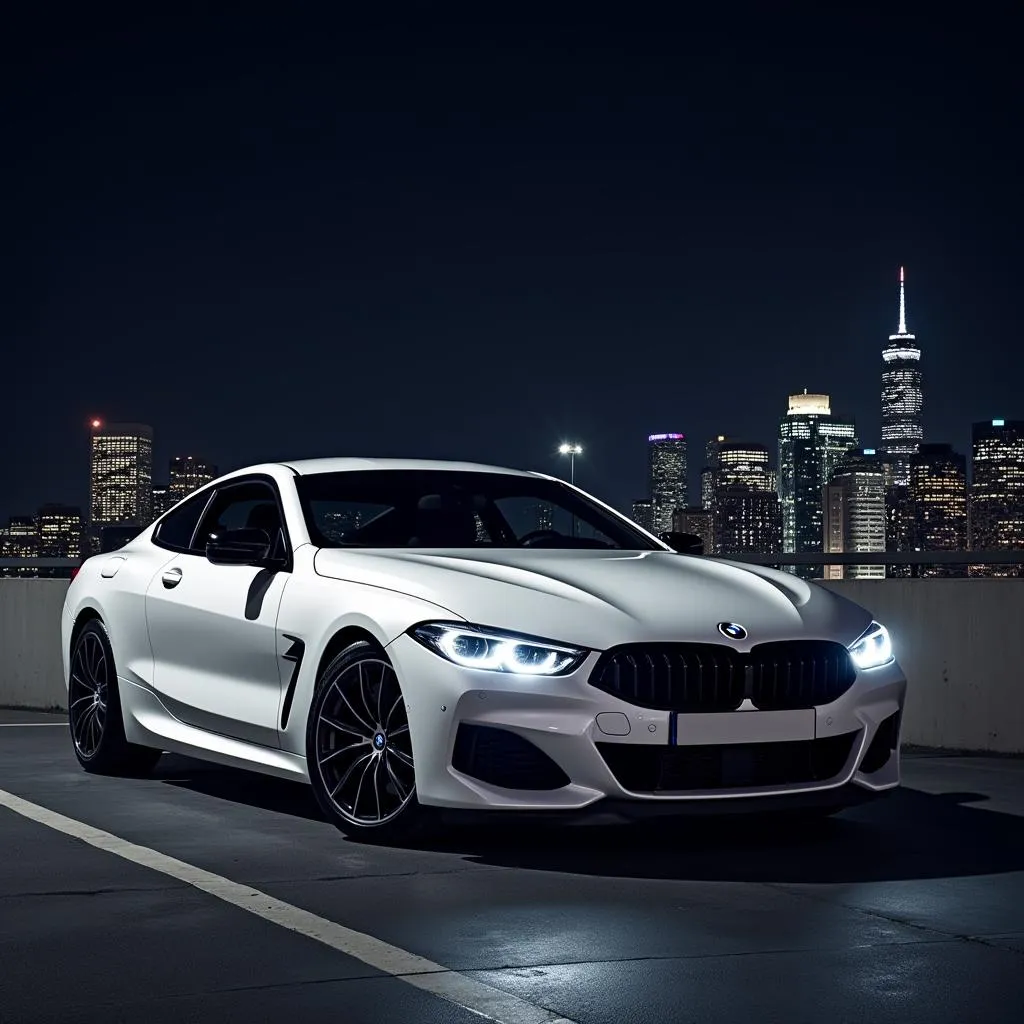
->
[848,621,894,670]
[411,623,586,676]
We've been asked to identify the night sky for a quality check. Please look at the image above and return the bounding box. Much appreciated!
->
[4,9,1020,518]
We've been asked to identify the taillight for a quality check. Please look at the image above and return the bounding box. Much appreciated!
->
[70,565,81,581]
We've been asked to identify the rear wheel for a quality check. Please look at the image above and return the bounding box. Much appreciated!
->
[306,639,428,843]
[68,619,162,776]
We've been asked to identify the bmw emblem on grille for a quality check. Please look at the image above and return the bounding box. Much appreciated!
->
[718,622,748,641]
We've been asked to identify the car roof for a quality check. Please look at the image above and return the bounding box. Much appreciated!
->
[275,457,546,478]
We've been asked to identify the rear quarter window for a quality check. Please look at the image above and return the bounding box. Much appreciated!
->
[153,492,211,552]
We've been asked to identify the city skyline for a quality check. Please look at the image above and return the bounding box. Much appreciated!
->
[0,372,1017,527]
[2,264,1014,523]
[3,387,1021,579]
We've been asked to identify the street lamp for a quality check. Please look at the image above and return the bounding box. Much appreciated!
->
[558,442,583,484]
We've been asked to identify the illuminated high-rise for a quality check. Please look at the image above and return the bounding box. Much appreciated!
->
[647,433,687,534]
[89,422,154,530]
[708,441,774,493]
[884,482,914,576]
[702,439,779,556]
[169,456,218,500]
[35,504,83,577]
[909,443,967,576]
[778,392,858,577]
[152,483,173,519]
[0,517,37,576]
[673,506,713,554]
[715,488,781,557]
[822,451,887,580]
[631,498,655,534]
[970,419,1024,577]
[853,448,915,578]
[701,435,728,510]
[37,505,83,560]
[881,267,923,486]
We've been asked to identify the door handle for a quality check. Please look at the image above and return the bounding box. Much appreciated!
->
[161,568,183,589]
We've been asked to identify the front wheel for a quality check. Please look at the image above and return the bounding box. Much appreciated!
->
[306,639,428,843]
[68,619,162,776]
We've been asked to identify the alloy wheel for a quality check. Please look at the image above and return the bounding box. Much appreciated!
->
[314,657,415,826]
[69,630,110,759]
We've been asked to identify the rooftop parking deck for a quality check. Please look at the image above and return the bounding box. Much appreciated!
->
[3,565,1024,1020]
[2,709,1023,1023]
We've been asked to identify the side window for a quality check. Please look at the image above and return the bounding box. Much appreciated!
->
[192,481,285,554]
[153,491,212,553]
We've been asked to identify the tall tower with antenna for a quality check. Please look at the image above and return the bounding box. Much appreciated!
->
[880,266,923,486]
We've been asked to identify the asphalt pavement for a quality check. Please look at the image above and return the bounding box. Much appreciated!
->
[2,708,1023,1024]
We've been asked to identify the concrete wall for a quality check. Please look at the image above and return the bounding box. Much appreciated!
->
[822,580,1024,754]
[0,580,69,711]
[1,578,1022,754]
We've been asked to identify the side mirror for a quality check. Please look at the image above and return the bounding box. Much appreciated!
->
[659,531,704,555]
[206,528,272,566]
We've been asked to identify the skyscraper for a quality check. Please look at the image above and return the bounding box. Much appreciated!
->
[778,392,858,577]
[169,456,218,500]
[881,267,923,486]
[703,439,779,556]
[909,443,968,576]
[647,433,687,534]
[822,451,887,580]
[37,505,83,560]
[0,516,37,576]
[970,419,1024,576]
[36,504,83,577]
[884,481,914,576]
[89,422,154,532]
[710,442,774,493]
[714,488,781,557]
[152,483,173,519]
[630,498,655,534]
[701,435,728,510]
[672,506,713,554]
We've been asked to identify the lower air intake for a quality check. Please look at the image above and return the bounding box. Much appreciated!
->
[597,732,858,793]
[452,724,571,791]
[859,710,902,774]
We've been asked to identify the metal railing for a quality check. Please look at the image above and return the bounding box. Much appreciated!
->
[710,550,1024,566]
[0,558,81,569]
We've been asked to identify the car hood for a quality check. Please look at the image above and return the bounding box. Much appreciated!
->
[313,548,873,651]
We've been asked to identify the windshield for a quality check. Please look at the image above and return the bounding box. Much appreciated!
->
[295,469,662,551]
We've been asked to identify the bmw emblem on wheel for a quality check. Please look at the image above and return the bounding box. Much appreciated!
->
[718,622,748,641]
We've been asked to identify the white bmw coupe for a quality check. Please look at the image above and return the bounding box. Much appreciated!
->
[62,458,906,841]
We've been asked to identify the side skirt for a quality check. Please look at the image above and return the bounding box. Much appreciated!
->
[120,679,310,783]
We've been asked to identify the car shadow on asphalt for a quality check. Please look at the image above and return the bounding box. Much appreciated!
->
[156,755,1024,885]
[438,790,1024,885]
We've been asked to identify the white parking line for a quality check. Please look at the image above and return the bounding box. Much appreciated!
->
[0,787,575,1024]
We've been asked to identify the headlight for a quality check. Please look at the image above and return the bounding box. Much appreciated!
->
[410,622,588,676]
[848,621,894,670]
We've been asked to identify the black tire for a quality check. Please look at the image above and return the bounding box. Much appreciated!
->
[306,639,429,843]
[68,619,162,777]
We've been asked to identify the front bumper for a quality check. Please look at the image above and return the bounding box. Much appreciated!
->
[385,632,907,813]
